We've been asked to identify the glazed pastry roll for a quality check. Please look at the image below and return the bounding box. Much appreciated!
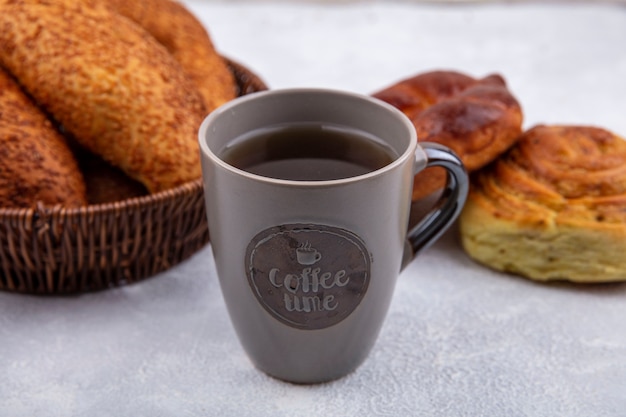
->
[373,71,523,200]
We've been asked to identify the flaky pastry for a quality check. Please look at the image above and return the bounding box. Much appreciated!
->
[460,125,626,283]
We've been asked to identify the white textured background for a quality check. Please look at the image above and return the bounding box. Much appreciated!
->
[1,1,626,416]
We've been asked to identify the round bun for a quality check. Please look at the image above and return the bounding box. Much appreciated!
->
[0,0,206,193]
[99,0,237,112]
[0,67,86,208]
[373,71,523,200]
[459,125,626,283]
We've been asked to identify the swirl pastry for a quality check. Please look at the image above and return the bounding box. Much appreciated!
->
[459,125,626,283]
[0,0,206,193]
[373,71,523,200]
[98,0,237,112]
[0,67,86,208]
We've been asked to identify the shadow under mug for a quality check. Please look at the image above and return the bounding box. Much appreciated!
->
[198,88,468,384]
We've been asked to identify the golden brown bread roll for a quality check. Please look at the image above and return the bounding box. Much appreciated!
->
[373,71,523,200]
[459,125,626,283]
[98,0,237,112]
[0,0,206,193]
[0,67,86,208]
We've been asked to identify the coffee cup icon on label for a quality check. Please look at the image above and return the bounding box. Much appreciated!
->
[296,242,322,265]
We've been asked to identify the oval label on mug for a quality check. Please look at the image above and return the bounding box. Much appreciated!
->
[245,224,371,330]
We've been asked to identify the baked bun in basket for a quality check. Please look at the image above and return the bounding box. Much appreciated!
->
[373,71,523,200]
[98,0,237,112]
[0,67,86,208]
[0,0,206,193]
[459,125,626,283]
[0,0,269,293]
[0,59,267,294]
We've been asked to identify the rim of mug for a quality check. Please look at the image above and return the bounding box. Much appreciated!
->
[198,88,418,187]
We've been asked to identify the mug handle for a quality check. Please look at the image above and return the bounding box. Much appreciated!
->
[401,142,469,270]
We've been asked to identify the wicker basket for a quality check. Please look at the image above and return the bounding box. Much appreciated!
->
[0,59,267,294]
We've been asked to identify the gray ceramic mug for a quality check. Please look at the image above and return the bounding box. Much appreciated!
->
[198,89,468,384]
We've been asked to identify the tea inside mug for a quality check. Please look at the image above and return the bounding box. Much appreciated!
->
[219,122,398,181]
